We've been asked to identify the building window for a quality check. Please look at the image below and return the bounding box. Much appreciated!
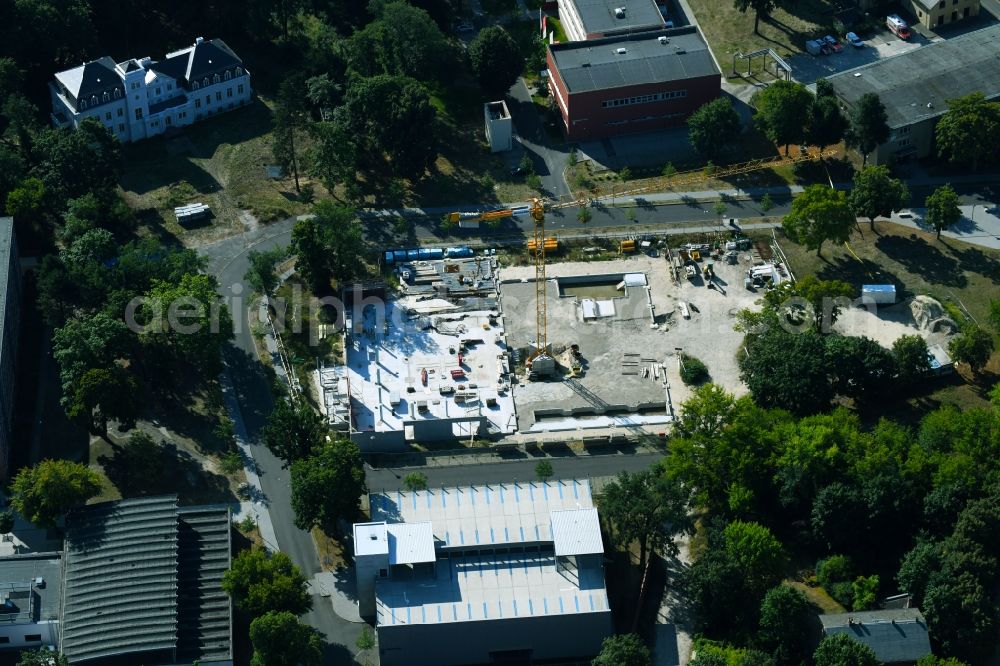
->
[216,91,222,101]
[24,635,42,642]
[131,81,139,90]
[214,74,221,84]
[236,66,243,75]
[165,116,172,126]
[939,0,944,6]
[203,77,209,87]
[193,81,200,90]
[91,95,98,105]
[238,84,244,95]
[114,88,121,99]
[206,95,211,105]
[379,569,388,578]
[103,92,110,102]
[0,637,9,644]
[167,83,172,90]
[105,112,112,120]
[227,87,233,98]
[117,108,124,117]
[118,123,125,132]
[225,70,231,80]
[80,100,88,110]
[135,108,143,120]
[195,98,201,109]
[155,87,161,95]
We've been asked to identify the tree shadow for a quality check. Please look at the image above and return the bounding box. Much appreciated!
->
[874,235,967,288]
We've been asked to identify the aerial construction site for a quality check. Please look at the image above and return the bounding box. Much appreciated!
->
[315,200,791,450]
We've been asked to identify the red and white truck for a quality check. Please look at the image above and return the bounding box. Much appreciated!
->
[886,14,911,40]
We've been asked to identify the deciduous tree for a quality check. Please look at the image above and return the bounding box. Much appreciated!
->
[813,633,879,666]
[10,460,102,528]
[734,0,778,34]
[273,75,310,193]
[924,184,961,239]
[222,549,312,617]
[848,165,909,231]
[847,93,890,166]
[723,520,786,592]
[740,329,834,414]
[245,247,285,297]
[763,275,854,331]
[753,80,813,155]
[469,26,524,98]
[261,399,327,468]
[808,94,848,154]
[290,438,367,532]
[313,200,364,281]
[249,610,323,666]
[66,366,142,438]
[892,334,931,387]
[782,185,854,256]
[758,585,817,666]
[592,633,651,666]
[349,2,451,82]
[602,467,693,571]
[688,98,742,160]
[935,92,1000,170]
[948,324,994,374]
[16,650,70,666]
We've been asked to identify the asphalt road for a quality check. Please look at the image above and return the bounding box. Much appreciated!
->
[366,451,664,491]
[508,78,572,199]
[201,222,363,665]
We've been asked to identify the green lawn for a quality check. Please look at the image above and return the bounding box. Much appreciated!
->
[688,0,840,78]
[119,99,312,244]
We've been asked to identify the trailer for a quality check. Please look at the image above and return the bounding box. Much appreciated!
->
[175,203,210,225]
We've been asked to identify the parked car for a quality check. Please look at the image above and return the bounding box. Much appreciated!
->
[845,31,864,47]
[823,35,843,52]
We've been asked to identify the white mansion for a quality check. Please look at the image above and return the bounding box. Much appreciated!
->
[49,37,252,143]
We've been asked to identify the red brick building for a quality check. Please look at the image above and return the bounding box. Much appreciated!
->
[546,27,721,141]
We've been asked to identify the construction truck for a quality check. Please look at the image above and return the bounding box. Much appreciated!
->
[448,209,513,229]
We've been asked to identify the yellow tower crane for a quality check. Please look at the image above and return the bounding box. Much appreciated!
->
[527,198,555,378]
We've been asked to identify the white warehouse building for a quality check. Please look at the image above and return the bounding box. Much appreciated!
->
[49,37,251,143]
[354,479,613,666]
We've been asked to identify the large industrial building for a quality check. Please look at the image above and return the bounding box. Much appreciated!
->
[546,27,722,141]
[50,37,252,143]
[557,0,669,41]
[0,217,20,480]
[0,553,61,651]
[354,479,613,666]
[826,23,1000,165]
[60,496,233,665]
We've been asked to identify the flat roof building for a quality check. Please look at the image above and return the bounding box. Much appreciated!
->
[354,479,613,666]
[558,0,668,41]
[0,553,61,652]
[820,609,932,664]
[0,218,19,480]
[826,24,1000,165]
[60,495,233,665]
[547,27,721,140]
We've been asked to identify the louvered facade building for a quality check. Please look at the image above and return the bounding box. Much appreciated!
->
[59,495,232,665]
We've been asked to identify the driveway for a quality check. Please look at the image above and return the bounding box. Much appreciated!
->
[507,77,572,199]
[200,220,366,665]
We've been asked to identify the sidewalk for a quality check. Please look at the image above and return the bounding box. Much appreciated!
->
[219,367,280,552]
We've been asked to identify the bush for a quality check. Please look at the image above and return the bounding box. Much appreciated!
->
[220,449,244,476]
[817,555,852,589]
[680,355,710,385]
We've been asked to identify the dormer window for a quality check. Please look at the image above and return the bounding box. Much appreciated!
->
[80,100,88,110]
[236,66,243,75]
[213,74,221,84]
[103,92,110,102]
[203,77,209,87]
[224,70,231,80]
[114,88,121,99]
[193,81,200,90]
[91,95,98,105]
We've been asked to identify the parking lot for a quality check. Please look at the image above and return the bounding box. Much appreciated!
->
[789,27,930,84]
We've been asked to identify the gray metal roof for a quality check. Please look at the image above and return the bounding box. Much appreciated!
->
[375,550,609,627]
[162,38,243,83]
[567,0,665,37]
[175,506,233,664]
[551,508,603,556]
[549,27,720,94]
[821,609,932,664]
[827,24,1000,129]
[386,522,436,565]
[53,56,120,102]
[369,479,596,549]
[61,496,181,663]
[0,553,62,624]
